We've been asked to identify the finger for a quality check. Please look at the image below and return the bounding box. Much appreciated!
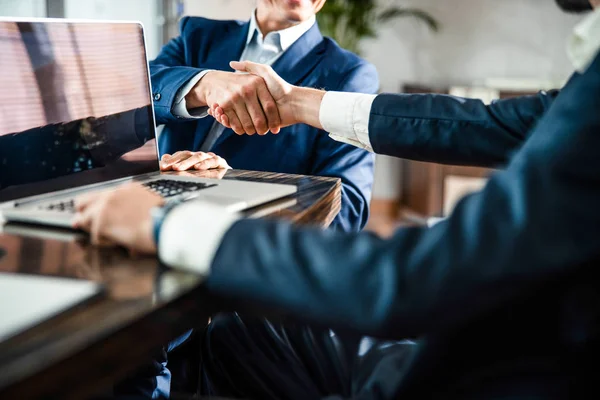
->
[220,113,231,128]
[241,80,268,134]
[89,204,107,246]
[160,153,173,171]
[75,192,102,212]
[246,90,269,135]
[224,109,244,134]
[194,156,227,170]
[212,106,227,125]
[75,200,104,243]
[232,97,256,135]
[255,83,280,134]
[72,211,92,231]
[231,61,270,83]
[174,152,211,171]
[230,60,254,74]
[161,151,193,170]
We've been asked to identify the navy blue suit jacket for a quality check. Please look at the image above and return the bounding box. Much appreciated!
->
[150,17,378,232]
[203,53,600,397]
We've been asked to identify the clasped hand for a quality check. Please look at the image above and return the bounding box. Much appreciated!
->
[187,61,297,136]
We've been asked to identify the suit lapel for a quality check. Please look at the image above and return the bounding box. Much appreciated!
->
[271,23,325,85]
[203,21,250,71]
[193,22,250,150]
[212,23,326,149]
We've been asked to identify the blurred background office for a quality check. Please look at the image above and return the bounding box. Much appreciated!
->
[0,0,584,232]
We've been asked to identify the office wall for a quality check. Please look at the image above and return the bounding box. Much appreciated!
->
[365,0,583,199]
[64,0,161,59]
[0,0,46,17]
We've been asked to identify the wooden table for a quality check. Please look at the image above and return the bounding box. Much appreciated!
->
[0,170,341,399]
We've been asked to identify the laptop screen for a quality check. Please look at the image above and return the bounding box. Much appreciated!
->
[0,20,158,203]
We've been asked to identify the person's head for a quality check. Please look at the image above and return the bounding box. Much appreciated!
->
[555,0,598,11]
[256,0,326,30]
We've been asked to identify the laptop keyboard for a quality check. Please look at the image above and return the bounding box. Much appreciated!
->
[46,199,76,213]
[43,179,216,213]
[143,179,216,198]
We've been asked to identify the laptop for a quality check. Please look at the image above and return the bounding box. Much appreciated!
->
[0,18,296,228]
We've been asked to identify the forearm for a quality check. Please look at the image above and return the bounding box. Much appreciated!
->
[150,64,210,124]
[289,88,556,167]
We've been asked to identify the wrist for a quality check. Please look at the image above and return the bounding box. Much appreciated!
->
[289,86,325,129]
[186,72,213,109]
[151,200,183,247]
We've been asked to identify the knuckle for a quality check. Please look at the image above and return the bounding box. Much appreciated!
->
[242,85,255,97]
[265,103,277,116]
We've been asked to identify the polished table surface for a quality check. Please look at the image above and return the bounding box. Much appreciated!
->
[0,169,341,399]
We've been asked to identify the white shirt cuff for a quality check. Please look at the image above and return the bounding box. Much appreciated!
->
[158,200,240,275]
[319,91,377,152]
[172,70,212,119]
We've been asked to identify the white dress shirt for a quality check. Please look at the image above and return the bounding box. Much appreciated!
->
[159,8,600,275]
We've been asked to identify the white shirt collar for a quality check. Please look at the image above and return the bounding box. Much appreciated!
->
[568,8,600,73]
[246,10,316,52]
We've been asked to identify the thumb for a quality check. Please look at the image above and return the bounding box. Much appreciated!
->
[230,60,254,74]
[230,61,272,80]
[230,60,283,93]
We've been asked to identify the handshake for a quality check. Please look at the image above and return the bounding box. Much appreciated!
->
[186,61,325,136]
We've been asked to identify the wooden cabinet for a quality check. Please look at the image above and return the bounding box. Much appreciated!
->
[400,84,538,217]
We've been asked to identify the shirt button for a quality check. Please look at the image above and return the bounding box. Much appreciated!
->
[153,93,161,101]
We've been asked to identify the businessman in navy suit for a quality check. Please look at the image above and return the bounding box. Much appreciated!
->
[76,1,600,398]
[150,0,378,233]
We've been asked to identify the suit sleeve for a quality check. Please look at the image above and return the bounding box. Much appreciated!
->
[368,88,560,168]
[150,17,209,125]
[310,63,379,232]
[205,56,600,338]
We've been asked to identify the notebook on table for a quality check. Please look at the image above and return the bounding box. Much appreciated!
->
[0,273,103,341]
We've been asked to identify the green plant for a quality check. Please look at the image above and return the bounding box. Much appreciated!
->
[316,0,440,54]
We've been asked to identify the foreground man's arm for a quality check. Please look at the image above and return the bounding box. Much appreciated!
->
[76,54,600,339]
[213,62,560,168]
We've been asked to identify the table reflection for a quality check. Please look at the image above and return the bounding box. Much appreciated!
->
[0,231,202,302]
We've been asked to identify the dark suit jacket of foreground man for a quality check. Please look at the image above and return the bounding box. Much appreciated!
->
[199,52,600,399]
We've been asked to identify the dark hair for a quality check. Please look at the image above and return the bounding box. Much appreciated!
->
[555,0,593,12]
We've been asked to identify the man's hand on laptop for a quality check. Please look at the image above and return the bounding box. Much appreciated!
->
[160,151,231,172]
[186,71,282,135]
[209,61,325,134]
[73,184,163,254]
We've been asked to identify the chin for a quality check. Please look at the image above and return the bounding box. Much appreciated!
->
[283,12,304,23]
[281,0,313,21]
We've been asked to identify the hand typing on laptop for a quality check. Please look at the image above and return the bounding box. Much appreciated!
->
[73,184,164,254]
